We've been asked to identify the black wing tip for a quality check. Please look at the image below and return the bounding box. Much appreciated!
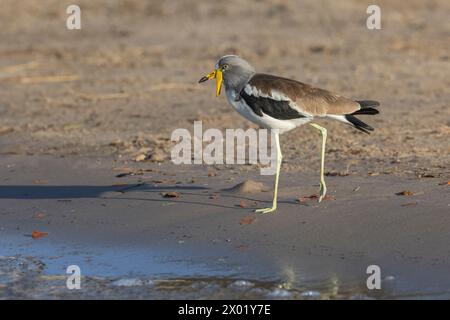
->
[352,107,379,115]
[353,100,380,116]
[356,100,380,107]
[345,115,374,134]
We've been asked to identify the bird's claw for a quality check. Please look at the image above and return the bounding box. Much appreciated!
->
[254,207,277,214]
[318,182,327,203]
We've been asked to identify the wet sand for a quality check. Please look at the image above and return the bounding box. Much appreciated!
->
[1,155,449,299]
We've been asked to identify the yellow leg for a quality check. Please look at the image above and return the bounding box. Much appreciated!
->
[255,131,282,214]
[309,123,327,202]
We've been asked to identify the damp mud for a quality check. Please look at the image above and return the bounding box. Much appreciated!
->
[1,155,449,299]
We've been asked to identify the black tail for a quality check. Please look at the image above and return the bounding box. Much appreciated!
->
[345,100,380,134]
[353,100,380,115]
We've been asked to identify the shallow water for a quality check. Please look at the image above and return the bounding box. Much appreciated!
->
[2,233,448,299]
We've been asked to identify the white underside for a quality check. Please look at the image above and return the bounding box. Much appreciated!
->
[226,89,312,134]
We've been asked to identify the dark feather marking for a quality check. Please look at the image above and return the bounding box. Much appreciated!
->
[240,90,306,120]
[353,100,380,115]
[345,115,374,134]
[352,107,379,115]
[356,100,380,107]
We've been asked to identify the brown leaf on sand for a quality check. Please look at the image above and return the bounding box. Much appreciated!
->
[0,126,14,135]
[299,194,319,203]
[239,216,256,225]
[239,200,247,208]
[161,191,181,198]
[226,180,267,194]
[31,231,48,239]
[396,190,415,196]
[325,171,349,177]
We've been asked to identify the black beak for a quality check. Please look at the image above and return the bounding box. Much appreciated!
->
[198,76,209,83]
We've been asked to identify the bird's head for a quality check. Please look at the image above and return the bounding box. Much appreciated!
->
[199,55,256,96]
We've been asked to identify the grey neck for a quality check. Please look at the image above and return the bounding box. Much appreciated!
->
[223,71,256,96]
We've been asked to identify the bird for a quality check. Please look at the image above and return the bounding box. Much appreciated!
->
[199,55,380,214]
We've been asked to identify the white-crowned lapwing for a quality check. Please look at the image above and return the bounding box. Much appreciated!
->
[199,55,380,213]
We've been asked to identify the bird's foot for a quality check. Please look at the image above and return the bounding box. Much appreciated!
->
[318,182,327,203]
[254,206,277,214]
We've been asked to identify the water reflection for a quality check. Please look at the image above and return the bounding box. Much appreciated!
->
[1,234,449,299]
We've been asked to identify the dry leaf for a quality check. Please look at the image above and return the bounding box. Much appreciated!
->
[239,216,256,225]
[161,191,181,198]
[396,190,415,196]
[325,171,349,177]
[0,126,14,135]
[31,231,48,239]
[298,194,318,203]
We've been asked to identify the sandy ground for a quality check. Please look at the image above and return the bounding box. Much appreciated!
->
[1,155,449,299]
[0,0,449,299]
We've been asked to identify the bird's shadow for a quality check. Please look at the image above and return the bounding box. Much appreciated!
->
[0,183,302,210]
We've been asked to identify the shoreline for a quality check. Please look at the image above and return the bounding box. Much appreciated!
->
[1,155,449,299]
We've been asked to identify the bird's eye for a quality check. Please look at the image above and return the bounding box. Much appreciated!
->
[222,64,229,71]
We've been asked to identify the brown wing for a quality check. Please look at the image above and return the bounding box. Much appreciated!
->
[248,73,360,116]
